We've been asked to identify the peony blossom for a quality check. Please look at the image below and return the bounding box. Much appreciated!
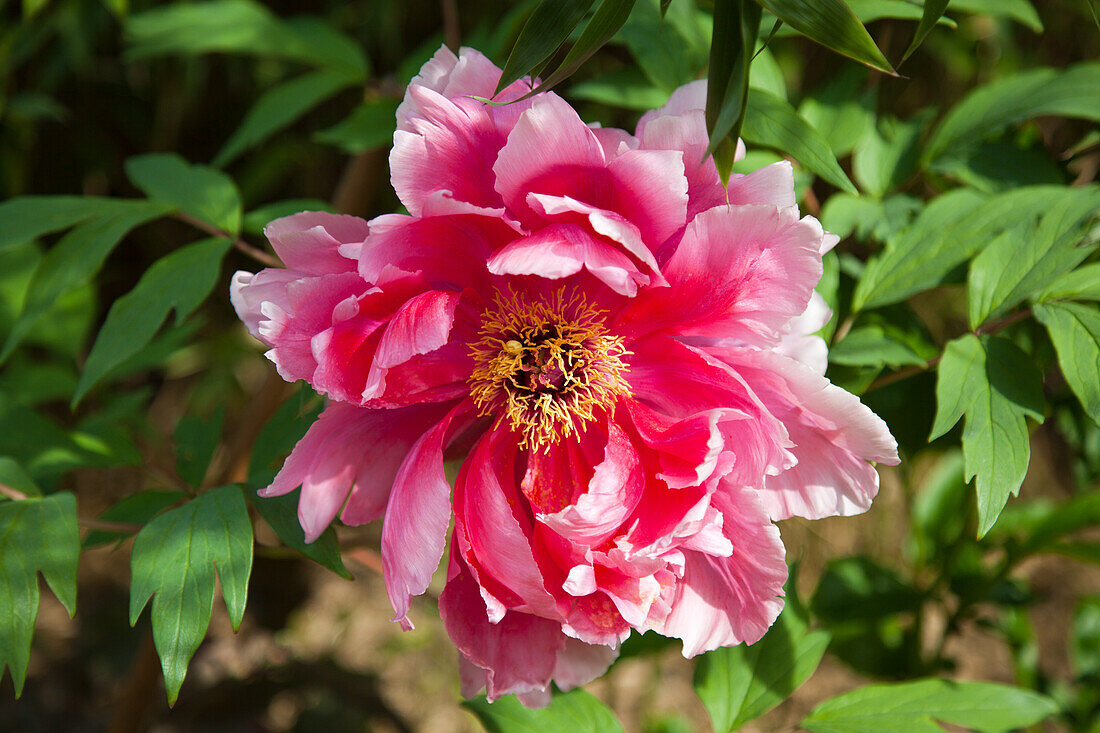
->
[231,46,898,706]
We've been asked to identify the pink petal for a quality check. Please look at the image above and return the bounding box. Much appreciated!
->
[726,161,797,208]
[615,205,824,346]
[264,212,367,275]
[487,223,651,297]
[660,488,787,656]
[230,269,296,341]
[382,399,478,629]
[715,348,899,521]
[259,402,444,542]
[775,291,831,375]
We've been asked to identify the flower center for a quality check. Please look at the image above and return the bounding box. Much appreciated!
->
[469,289,630,452]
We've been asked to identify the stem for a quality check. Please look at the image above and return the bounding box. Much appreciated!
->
[174,212,281,268]
[0,482,28,501]
[80,517,144,534]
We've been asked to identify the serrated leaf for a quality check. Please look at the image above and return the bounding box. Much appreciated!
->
[852,111,932,197]
[463,687,624,733]
[126,154,243,235]
[930,335,1044,536]
[901,0,950,63]
[694,604,830,732]
[742,89,857,194]
[1034,301,1100,426]
[705,0,762,183]
[129,485,253,705]
[802,678,1058,733]
[968,189,1099,328]
[213,69,356,168]
[314,98,400,154]
[125,0,367,78]
[497,0,596,94]
[0,492,79,696]
[854,185,1088,312]
[74,238,231,405]
[83,489,187,548]
[175,408,225,489]
[0,201,170,363]
[754,0,893,73]
[925,62,1100,164]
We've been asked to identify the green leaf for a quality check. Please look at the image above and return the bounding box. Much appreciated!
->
[617,0,708,92]
[930,335,1044,536]
[83,489,187,548]
[126,153,243,235]
[854,185,1087,311]
[811,556,923,624]
[0,196,125,253]
[798,67,876,157]
[129,485,253,705]
[0,457,41,498]
[496,0,597,94]
[175,408,225,489]
[0,492,79,696]
[694,604,830,732]
[705,0,763,183]
[250,487,350,579]
[753,0,894,73]
[125,0,368,78]
[968,189,1099,328]
[569,68,670,111]
[463,687,624,733]
[73,238,232,405]
[214,69,357,168]
[1034,301,1100,426]
[819,193,921,242]
[315,98,400,154]
[925,62,1100,164]
[1038,262,1100,303]
[0,200,170,362]
[802,678,1058,733]
[523,0,638,98]
[1017,492,1100,556]
[948,0,1042,32]
[742,89,858,194]
[1072,597,1100,678]
[929,138,1066,193]
[829,325,929,367]
[852,111,932,197]
[901,0,950,63]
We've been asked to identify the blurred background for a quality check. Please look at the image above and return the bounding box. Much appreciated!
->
[0,0,1098,731]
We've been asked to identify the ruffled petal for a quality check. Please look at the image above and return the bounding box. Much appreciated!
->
[264,211,368,275]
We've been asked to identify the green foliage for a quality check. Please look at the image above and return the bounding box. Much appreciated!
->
[0,492,79,696]
[175,408,225,489]
[125,154,243,235]
[931,336,1045,536]
[705,0,762,182]
[74,237,232,404]
[497,0,597,93]
[1034,302,1100,426]
[694,602,830,731]
[464,688,624,733]
[754,0,893,73]
[316,99,401,154]
[801,679,1058,733]
[82,490,187,548]
[129,485,253,705]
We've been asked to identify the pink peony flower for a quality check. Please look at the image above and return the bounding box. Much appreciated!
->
[231,46,898,705]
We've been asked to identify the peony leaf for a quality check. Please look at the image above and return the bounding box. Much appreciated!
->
[948,0,1042,32]
[851,111,932,197]
[0,492,79,696]
[0,200,169,363]
[496,0,596,94]
[802,679,1058,733]
[968,188,1099,328]
[174,408,225,489]
[0,196,129,253]
[213,69,358,168]
[1034,302,1100,426]
[82,490,187,548]
[129,485,253,705]
[1038,263,1100,303]
[924,62,1100,165]
[464,687,624,733]
[705,0,762,183]
[752,0,894,74]
[742,89,858,194]
[126,153,243,235]
[695,603,830,732]
[73,237,231,405]
[829,325,929,368]
[930,335,1044,537]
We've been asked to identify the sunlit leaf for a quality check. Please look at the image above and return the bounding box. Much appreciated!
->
[706,0,762,182]
[464,687,624,733]
[126,154,243,235]
[753,0,894,73]
[901,0,950,63]
[1034,302,1100,426]
[496,0,596,94]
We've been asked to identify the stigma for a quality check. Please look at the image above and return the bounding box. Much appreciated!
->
[469,289,630,451]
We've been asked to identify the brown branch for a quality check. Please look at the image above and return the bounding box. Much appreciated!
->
[441,0,460,50]
[80,517,144,535]
[0,482,28,501]
[174,212,281,268]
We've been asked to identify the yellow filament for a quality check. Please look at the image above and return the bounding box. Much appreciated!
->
[469,288,630,451]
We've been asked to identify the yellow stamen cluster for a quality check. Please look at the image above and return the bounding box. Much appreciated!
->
[469,288,630,452]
